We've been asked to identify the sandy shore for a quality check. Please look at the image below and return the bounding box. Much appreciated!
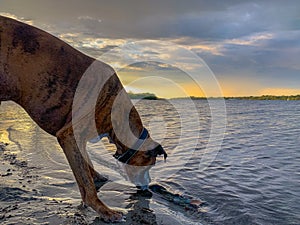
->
[0,142,79,224]
[0,142,174,225]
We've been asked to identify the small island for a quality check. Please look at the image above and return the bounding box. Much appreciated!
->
[128,92,159,100]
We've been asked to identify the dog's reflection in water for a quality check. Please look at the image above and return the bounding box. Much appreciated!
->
[126,189,157,225]
[90,186,157,224]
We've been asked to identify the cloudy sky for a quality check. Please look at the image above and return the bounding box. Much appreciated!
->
[1,0,299,97]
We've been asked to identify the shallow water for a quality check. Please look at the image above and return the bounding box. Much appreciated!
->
[0,100,299,224]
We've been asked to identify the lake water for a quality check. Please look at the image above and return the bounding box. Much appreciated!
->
[0,100,299,225]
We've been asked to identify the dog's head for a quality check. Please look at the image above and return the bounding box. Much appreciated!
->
[113,130,167,189]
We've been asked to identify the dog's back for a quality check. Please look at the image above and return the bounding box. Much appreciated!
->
[0,16,96,135]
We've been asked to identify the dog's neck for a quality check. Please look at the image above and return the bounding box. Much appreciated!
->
[105,89,145,154]
[109,111,144,155]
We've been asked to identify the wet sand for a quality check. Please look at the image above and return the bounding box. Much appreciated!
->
[0,142,80,224]
[0,142,155,225]
[0,142,196,225]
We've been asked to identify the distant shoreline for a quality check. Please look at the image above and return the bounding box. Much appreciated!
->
[129,92,300,101]
[175,95,300,101]
[179,95,300,101]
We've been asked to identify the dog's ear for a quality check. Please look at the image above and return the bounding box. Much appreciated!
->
[147,145,167,162]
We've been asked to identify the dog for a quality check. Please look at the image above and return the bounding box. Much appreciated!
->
[0,16,167,222]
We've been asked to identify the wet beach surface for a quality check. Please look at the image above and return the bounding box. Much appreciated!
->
[0,141,204,225]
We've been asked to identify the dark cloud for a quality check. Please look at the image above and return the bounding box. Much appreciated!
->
[199,30,300,88]
[1,0,299,39]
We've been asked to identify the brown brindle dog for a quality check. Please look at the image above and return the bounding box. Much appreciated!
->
[0,16,166,222]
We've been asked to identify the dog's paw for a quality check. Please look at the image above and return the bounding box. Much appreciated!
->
[100,209,125,223]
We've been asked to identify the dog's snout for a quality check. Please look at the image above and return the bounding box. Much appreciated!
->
[147,145,167,161]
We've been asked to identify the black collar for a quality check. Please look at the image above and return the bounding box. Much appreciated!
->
[113,128,149,164]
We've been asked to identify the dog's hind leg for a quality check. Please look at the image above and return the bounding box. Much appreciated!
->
[56,127,123,222]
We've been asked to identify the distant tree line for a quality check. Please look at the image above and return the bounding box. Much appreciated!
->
[128,92,300,101]
[224,95,300,100]
[185,95,300,100]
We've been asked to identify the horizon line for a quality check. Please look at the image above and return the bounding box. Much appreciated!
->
[128,91,300,99]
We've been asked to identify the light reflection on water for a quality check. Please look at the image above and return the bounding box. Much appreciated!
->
[0,100,299,224]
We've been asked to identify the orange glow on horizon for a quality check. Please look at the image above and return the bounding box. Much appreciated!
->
[259,88,300,96]
[119,71,300,98]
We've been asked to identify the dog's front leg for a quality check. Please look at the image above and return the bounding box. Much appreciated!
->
[82,146,109,190]
[56,127,123,222]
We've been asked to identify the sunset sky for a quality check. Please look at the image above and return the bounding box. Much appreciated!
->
[1,0,299,98]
